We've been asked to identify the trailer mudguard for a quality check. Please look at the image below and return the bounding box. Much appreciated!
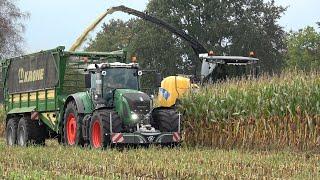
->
[65,92,93,114]
[7,106,36,115]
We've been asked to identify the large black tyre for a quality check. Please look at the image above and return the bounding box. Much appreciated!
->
[89,110,122,149]
[6,118,19,146]
[63,101,84,146]
[17,117,46,146]
[152,108,179,132]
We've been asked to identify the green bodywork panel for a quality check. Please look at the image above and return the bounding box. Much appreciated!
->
[7,106,36,114]
[53,92,93,132]
[40,112,59,132]
[114,89,142,126]
[70,92,94,114]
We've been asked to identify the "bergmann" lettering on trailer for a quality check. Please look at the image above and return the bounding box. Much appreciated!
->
[18,68,45,83]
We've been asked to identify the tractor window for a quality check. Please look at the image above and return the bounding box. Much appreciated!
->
[102,68,139,103]
[102,68,139,91]
[91,73,97,90]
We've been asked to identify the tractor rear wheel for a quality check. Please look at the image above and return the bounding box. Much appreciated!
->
[152,108,180,132]
[63,101,84,146]
[89,110,122,149]
[6,118,19,146]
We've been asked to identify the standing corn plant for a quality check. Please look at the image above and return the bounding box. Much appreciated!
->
[181,71,320,150]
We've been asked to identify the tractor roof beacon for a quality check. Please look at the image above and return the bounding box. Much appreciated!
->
[1,46,181,148]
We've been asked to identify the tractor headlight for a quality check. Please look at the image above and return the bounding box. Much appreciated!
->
[131,113,139,121]
[94,94,99,100]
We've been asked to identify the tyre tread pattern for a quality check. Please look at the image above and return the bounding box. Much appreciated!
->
[152,108,179,132]
[18,117,46,146]
[5,118,19,145]
[90,110,123,148]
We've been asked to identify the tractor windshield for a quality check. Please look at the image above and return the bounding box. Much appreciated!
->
[102,68,139,91]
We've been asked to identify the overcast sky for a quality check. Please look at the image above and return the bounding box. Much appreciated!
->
[18,0,319,53]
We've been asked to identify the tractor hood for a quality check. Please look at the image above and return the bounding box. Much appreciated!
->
[114,89,152,126]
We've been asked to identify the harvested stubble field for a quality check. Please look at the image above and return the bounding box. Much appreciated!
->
[0,140,319,179]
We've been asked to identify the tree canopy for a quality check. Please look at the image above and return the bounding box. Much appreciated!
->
[285,26,320,71]
[0,0,27,59]
[86,19,136,52]
[87,0,286,76]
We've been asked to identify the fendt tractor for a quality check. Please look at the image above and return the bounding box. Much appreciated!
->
[1,47,181,148]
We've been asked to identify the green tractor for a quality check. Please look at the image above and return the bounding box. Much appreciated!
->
[1,47,181,148]
[81,62,181,148]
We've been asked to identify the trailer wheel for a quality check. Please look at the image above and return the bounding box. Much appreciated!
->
[6,118,19,146]
[17,117,30,146]
[152,108,179,132]
[89,110,122,149]
[17,117,46,146]
[64,101,84,146]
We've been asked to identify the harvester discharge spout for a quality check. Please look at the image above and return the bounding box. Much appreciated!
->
[69,5,208,57]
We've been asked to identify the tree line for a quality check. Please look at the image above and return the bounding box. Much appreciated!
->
[88,0,287,76]
[1,0,319,76]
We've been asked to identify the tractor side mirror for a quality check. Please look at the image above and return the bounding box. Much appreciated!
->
[85,74,91,88]
[155,73,162,87]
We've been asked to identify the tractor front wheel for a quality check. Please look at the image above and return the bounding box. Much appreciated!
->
[152,108,180,132]
[89,110,122,149]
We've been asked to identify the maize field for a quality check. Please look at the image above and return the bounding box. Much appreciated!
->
[182,71,320,150]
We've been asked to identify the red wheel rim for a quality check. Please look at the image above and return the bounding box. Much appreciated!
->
[92,120,101,148]
[66,113,77,145]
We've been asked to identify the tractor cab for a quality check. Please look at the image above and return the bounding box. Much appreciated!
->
[85,62,153,127]
[86,62,141,106]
